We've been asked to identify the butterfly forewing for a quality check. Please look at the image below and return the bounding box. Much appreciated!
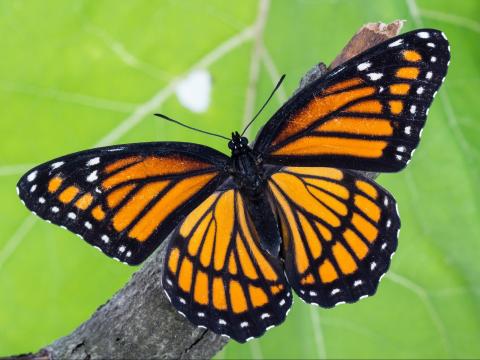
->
[163,181,292,342]
[254,29,450,172]
[267,166,399,306]
[17,142,229,264]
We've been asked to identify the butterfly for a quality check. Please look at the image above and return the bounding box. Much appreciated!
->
[17,29,450,343]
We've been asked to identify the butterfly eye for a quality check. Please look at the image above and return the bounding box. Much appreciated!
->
[228,141,235,150]
[240,137,248,146]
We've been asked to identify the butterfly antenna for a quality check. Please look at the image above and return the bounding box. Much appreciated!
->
[154,113,230,141]
[241,74,286,137]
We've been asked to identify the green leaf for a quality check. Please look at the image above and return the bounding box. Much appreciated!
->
[1,0,479,358]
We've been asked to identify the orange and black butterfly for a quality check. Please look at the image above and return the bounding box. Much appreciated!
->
[17,29,449,342]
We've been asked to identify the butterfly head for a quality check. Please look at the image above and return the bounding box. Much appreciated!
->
[228,131,249,155]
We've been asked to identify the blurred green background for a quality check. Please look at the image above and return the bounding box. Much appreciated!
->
[1,0,479,358]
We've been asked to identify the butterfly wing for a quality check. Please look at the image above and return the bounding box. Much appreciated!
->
[17,142,229,265]
[267,166,399,307]
[163,180,292,342]
[254,29,450,172]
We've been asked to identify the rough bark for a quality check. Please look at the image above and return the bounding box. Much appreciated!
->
[6,20,403,360]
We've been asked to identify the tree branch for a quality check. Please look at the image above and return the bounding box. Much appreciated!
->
[8,20,403,360]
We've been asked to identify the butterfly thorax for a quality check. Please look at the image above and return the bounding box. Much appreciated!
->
[228,132,264,197]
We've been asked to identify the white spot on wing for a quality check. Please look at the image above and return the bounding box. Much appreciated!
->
[261,313,270,319]
[118,245,126,253]
[410,105,417,114]
[388,39,403,47]
[426,71,433,79]
[51,206,59,213]
[427,42,435,48]
[84,221,92,229]
[86,170,98,182]
[219,319,227,325]
[38,197,46,204]
[367,72,383,81]
[30,184,37,193]
[175,70,211,113]
[354,280,363,287]
[357,62,371,71]
[431,56,437,63]
[417,31,430,39]
[331,288,340,295]
[404,126,412,135]
[416,87,424,95]
[68,212,77,220]
[27,171,38,182]
[51,161,64,170]
[87,157,100,166]
[240,321,249,328]
[101,234,109,243]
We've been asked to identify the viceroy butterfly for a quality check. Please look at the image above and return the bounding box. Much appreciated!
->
[17,29,449,342]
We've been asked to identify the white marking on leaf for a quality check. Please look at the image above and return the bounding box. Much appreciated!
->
[175,70,211,113]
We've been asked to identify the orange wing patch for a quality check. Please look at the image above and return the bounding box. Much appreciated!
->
[268,166,400,307]
[163,188,292,342]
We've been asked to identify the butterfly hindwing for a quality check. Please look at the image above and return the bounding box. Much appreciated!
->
[163,181,292,342]
[254,29,450,172]
[267,166,399,307]
[17,142,229,265]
